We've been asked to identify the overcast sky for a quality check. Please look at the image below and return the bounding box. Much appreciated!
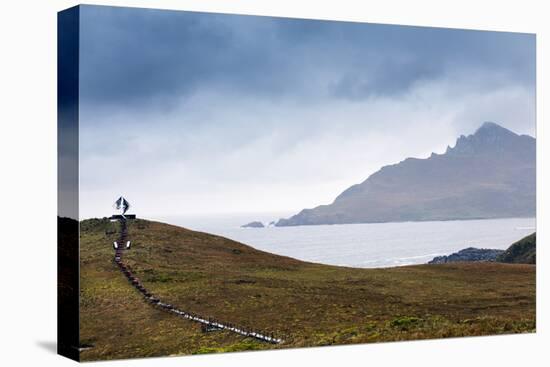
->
[78,5,536,219]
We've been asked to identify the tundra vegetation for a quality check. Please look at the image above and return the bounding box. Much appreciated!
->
[79,218,535,361]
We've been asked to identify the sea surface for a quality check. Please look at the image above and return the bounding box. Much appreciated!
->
[153,214,536,268]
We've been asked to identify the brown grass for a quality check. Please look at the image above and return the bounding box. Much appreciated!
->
[79,218,535,361]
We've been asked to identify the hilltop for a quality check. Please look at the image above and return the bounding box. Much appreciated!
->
[497,232,536,264]
[277,122,535,226]
[79,218,535,361]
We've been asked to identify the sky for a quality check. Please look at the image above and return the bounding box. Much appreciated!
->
[77,5,536,219]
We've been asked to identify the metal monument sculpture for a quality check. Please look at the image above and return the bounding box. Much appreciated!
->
[111,196,136,220]
[114,196,130,217]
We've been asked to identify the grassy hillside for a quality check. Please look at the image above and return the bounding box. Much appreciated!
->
[79,218,536,361]
[497,233,536,264]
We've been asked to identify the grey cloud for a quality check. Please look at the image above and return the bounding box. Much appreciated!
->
[80,5,535,111]
[76,5,536,218]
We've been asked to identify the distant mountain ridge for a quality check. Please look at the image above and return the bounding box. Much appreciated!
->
[276,122,535,226]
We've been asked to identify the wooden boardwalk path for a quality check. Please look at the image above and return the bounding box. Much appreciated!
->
[112,218,283,344]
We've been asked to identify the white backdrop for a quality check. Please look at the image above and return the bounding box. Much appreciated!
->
[0,1,547,366]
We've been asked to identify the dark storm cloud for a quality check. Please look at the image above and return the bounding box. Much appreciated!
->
[77,5,536,218]
[79,6,298,109]
[79,5,535,108]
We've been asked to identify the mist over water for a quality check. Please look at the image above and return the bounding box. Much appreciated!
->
[153,214,535,268]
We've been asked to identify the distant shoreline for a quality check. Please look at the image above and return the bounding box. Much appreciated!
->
[80,214,536,229]
[260,215,536,229]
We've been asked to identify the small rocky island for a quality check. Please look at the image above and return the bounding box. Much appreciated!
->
[429,247,504,264]
[241,221,265,228]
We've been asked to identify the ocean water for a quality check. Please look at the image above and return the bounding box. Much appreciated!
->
[153,214,536,268]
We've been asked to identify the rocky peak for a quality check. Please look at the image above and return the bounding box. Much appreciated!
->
[474,121,517,139]
[445,122,519,156]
